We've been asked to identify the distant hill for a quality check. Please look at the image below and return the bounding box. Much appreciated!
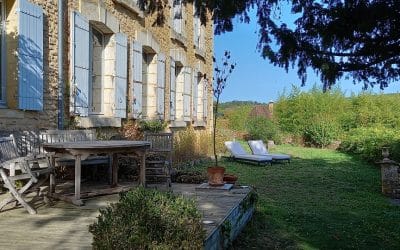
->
[219,100,266,110]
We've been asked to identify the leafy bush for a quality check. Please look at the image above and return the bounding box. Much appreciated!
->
[303,122,338,148]
[339,127,400,162]
[89,187,205,249]
[246,116,281,144]
[138,119,167,133]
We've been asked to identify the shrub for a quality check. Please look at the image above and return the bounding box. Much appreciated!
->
[89,187,205,250]
[339,127,400,162]
[246,117,281,144]
[138,119,167,133]
[303,121,337,148]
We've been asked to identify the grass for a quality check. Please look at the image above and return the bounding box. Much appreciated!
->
[190,144,400,249]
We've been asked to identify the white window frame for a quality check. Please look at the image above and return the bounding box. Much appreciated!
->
[88,25,105,115]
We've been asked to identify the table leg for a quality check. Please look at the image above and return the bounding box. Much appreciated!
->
[74,155,83,206]
[140,151,146,187]
[49,155,55,194]
[112,153,118,187]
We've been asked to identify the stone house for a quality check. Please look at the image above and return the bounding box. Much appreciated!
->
[0,0,213,134]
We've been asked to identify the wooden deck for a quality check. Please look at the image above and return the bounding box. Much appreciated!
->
[0,183,252,249]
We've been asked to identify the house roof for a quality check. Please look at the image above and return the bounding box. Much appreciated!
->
[249,105,273,119]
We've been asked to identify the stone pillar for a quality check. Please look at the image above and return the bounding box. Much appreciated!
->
[378,147,400,198]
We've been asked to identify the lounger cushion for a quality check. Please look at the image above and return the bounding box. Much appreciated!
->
[248,140,291,160]
[233,154,272,162]
[224,141,248,156]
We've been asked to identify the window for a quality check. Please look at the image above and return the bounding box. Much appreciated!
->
[172,0,184,35]
[141,50,156,119]
[71,11,127,120]
[193,4,204,50]
[89,26,105,114]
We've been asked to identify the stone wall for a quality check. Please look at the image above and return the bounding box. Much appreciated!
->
[0,0,214,134]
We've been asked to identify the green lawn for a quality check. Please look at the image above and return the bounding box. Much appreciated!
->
[193,145,400,249]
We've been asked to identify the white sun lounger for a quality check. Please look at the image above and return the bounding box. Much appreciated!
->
[248,140,291,163]
[224,141,272,165]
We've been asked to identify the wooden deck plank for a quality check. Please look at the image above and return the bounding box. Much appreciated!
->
[0,184,251,249]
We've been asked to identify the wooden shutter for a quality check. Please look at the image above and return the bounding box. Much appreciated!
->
[193,7,200,47]
[18,0,43,111]
[170,58,176,121]
[192,71,198,121]
[203,78,208,120]
[173,0,182,33]
[71,11,90,116]
[131,40,143,119]
[157,53,166,118]
[183,67,191,121]
[114,33,128,118]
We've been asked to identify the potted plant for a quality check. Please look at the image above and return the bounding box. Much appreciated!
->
[207,51,236,186]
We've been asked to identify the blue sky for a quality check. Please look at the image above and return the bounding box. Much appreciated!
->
[214,9,400,103]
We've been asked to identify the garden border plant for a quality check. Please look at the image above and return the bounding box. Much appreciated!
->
[89,187,205,249]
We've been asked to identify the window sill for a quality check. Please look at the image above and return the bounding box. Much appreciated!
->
[194,46,205,59]
[113,0,144,18]
[171,30,187,46]
[169,120,187,128]
[76,116,122,128]
[193,120,206,127]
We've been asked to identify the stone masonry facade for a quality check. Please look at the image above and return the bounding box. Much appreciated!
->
[0,0,214,133]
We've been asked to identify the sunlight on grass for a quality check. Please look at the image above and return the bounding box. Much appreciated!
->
[190,145,400,249]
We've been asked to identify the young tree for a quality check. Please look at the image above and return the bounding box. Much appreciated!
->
[213,51,236,166]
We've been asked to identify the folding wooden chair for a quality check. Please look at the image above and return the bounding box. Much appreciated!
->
[144,132,174,188]
[0,135,53,214]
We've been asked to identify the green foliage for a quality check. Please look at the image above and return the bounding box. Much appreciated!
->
[89,187,205,250]
[138,119,167,133]
[339,127,400,163]
[224,104,254,132]
[303,122,337,148]
[247,116,281,144]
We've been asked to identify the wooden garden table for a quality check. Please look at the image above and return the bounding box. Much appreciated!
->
[43,140,150,206]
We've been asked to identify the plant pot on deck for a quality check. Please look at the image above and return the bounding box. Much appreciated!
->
[207,166,225,186]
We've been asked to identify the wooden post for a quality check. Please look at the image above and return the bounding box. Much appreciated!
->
[140,150,146,187]
[74,154,82,205]
[112,153,118,187]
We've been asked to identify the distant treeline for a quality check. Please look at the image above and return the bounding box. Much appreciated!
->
[218,85,400,162]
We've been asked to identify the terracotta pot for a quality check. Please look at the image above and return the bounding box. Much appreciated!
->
[207,166,225,186]
[223,174,238,184]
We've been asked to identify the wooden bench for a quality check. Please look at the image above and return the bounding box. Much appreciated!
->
[38,129,110,167]
[0,135,53,214]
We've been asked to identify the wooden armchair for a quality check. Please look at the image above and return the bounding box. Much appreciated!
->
[0,135,53,214]
[144,132,173,188]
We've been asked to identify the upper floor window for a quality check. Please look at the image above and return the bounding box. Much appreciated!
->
[193,4,205,50]
[172,0,184,35]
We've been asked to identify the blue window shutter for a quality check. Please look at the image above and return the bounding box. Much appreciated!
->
[183,67,191,121]
[157,53,166,118]
[203,78,208,120]
[192,71,198,121]
[170,58,176,121]
[131,40,143,119]
[114,33,128,118]
[71,11,90,116]
[18,0,43,111]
